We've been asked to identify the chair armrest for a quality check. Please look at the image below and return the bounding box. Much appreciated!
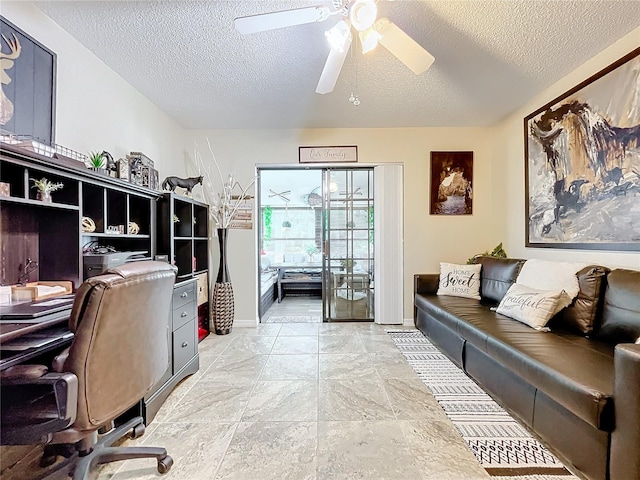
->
[52,347,71,373]
[414,274,439,295]
[611,343,640,480]
[1,372,78,445]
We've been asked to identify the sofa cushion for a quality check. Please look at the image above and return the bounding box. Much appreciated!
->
[415,293,615,430]
[550,266,609,336]
[476,256,524,304]
[486,330,614,431]
[597,269,640,345]
[437,262,481,300]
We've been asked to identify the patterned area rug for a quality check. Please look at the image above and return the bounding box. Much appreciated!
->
[387,330,578,479]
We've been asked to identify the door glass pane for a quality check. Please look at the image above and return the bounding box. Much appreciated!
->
[324,168,374,321]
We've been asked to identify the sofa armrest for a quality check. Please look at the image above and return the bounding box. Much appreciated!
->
[610,343,640,480]
[414,274,439,295]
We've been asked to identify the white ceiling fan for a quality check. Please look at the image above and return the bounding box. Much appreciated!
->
[234,0,435,95]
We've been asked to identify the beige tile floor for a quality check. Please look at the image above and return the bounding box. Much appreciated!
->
[92,322,489,480]
[0,322,490,480]
[262,297,323,323]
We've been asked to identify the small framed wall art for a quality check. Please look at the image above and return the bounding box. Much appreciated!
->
[430,151,473,215]
[299,146,358,164]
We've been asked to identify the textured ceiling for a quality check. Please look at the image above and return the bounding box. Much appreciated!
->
[34,0,640,129]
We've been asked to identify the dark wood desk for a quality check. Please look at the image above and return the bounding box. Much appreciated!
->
[0,309,72,371]
[0,309,70,343]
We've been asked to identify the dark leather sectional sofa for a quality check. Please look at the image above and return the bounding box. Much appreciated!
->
[413,256,640,480]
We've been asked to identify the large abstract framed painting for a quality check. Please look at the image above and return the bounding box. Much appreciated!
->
[525,47,640,251]
[430,151,473,215]
[0,17,56,144]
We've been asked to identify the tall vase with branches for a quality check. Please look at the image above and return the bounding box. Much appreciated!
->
[194,139,256,335]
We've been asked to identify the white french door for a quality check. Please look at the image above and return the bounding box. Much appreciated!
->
[322,168,375,322]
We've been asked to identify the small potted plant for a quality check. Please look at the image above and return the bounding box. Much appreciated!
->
[31,177,63,203]
[306,244,319,262]
[88,151,106,174]
[341,258,356,273]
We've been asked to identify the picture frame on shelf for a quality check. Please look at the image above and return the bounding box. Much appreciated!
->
[524,47,640,251]
[117,158,130,182]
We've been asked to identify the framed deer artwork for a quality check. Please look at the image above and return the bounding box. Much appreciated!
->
[524,47,640,251]
[0,16,56,145]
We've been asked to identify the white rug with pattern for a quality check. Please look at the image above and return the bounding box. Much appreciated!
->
[387,329,578,479]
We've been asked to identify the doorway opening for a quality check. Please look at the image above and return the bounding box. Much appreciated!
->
[257,167,374,323]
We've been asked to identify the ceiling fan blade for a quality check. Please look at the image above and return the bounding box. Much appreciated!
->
[375,18,434,75]
[316,37,352,94]
[234,6,330,34]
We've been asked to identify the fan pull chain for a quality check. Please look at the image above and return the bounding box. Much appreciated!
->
[349,34,361,106]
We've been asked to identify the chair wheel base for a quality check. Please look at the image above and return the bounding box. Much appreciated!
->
[39,454,57,468]
[157,455,173,474]
[130,423,145,439]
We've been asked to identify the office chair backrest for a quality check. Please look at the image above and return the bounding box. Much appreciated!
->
[64,261,176,430]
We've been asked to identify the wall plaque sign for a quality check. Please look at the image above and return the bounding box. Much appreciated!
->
[299,146,358,163]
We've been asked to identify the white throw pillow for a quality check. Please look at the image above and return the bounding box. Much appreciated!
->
[635,337,640,345]
[516,258,588,300]
[437,263,481,300]
[496,284,570,331]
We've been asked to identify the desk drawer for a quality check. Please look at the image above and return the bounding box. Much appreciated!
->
[173,281,196,310]
[173,321,196,373]
[172,301,195,330]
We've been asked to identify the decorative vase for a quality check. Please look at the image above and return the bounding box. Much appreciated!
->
[212,228,234,335]
[37,191,52,203]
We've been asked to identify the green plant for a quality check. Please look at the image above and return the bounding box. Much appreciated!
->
[467,242,507,264]
[88,151,105,169]
[31,177,64,194]
[340,258,356,271]
[263,206,272,242]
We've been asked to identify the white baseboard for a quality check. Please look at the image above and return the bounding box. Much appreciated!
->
[403,318,414,326]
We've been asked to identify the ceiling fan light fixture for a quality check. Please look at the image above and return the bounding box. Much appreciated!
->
[349,0,378,32]
[325,20,352,52]
[359,28,381,53]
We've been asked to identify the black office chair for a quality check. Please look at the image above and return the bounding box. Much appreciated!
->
[1,261,177,479]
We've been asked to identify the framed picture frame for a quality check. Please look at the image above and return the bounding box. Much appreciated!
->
[524,47,640,251]
[299,146,358,163]
[0,16,56,145]
[429,151,473,215]
[117,158,130,182]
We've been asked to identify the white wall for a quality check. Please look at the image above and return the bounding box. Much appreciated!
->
[184,128,505,323]
[13,0,636,327]
[492,25,640,271]
[3,2,184,177]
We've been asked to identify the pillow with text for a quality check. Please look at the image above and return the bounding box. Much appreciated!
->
[496,283,571,331]
[437,263,482,300]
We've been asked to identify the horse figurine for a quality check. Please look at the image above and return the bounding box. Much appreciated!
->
[162,175,203,195]
[101,151,118,178]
